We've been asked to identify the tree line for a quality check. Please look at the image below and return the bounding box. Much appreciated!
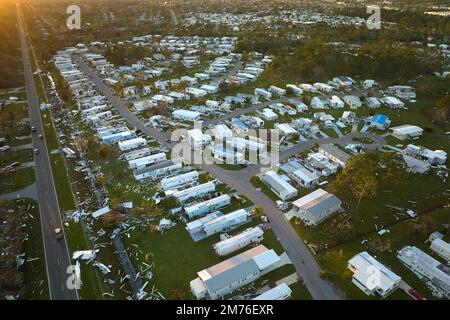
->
[0,2,23,89]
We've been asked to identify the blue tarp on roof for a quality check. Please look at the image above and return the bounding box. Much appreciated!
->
[372,114,388,124]
[231,118,248,129]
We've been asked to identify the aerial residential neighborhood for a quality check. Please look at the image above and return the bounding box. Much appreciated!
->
[0,0,449,309]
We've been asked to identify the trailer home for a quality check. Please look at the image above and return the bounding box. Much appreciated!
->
[160,170,199,191]
[184,194,231,219]
[128,152,166,170]
[213,226,264,256]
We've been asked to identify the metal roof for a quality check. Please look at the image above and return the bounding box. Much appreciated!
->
[320,144,351,163]
[293,188,341,218]
[199,245,278,294]
[261,170,297,196]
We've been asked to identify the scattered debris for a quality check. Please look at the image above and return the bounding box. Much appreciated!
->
[72,249,99,260]
[93,261,111,274]
[406,209,417,218]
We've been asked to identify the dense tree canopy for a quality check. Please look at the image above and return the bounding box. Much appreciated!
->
[0,2,22,89]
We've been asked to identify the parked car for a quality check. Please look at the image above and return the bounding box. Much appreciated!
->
[408,288,425,300]
[55,228,63,240]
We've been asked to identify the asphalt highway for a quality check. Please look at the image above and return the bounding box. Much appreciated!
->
[17,4,78,300]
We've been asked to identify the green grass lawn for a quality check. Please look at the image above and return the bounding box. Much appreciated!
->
[289,281,313,300]
[0,101,28,119]
[123,208,293,299]
[0,148,33,167]
[217,163,246,171]
[0,198,50,299]
[0,167,35,194]
[0,102,30,143]
[321,127,338,138]
[20,199,50,299]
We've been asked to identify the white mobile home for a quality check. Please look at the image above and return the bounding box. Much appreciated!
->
[329,96,345,109]
[261,170,297,201]
[319,144,351,168]
[123,147,152,161]
[398,246,450,298]
[185,87,208,98]
[333,76,354,88]
[382,96,405,109]
[133,159,183,181]
[128,152,166,170]
[286,84,303,96]
[186,209,250,241]
[343,95,362,109]
[214,227,264,256]
[269,85,286,96]
[101,130,136,144]
[226,136,266,153]
[118,138,147,152]
[255,88,272,100]
[184,194,231,219]
[405,144,447,166]
[200,84,219,94]
[389,125,423,140]
[210,124,233,140]
[314,82,333,92]
[190,245,280,300]
[133,100,155,112]
[152,94,174,104]
[348,252,401,298]
[365,97,381,108]
[172,109,201,122]
[188,128,211,149]
[160,171,199,191]
[387,85,416,100]
[300,83,316,92]
[81,104,109,116]
[180,76,198,85]
[87,111,112,123]
[173,181,216,204]
[168,91,190,101]
[292,188,342,225]
[211,146,245,165]
[311,96,325,109]
[430,238,450,263]
[291,167,320,188]
[275,123,297,137]
[253,283,292,300]
[261,108,278,121]
[97,126,129,137]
